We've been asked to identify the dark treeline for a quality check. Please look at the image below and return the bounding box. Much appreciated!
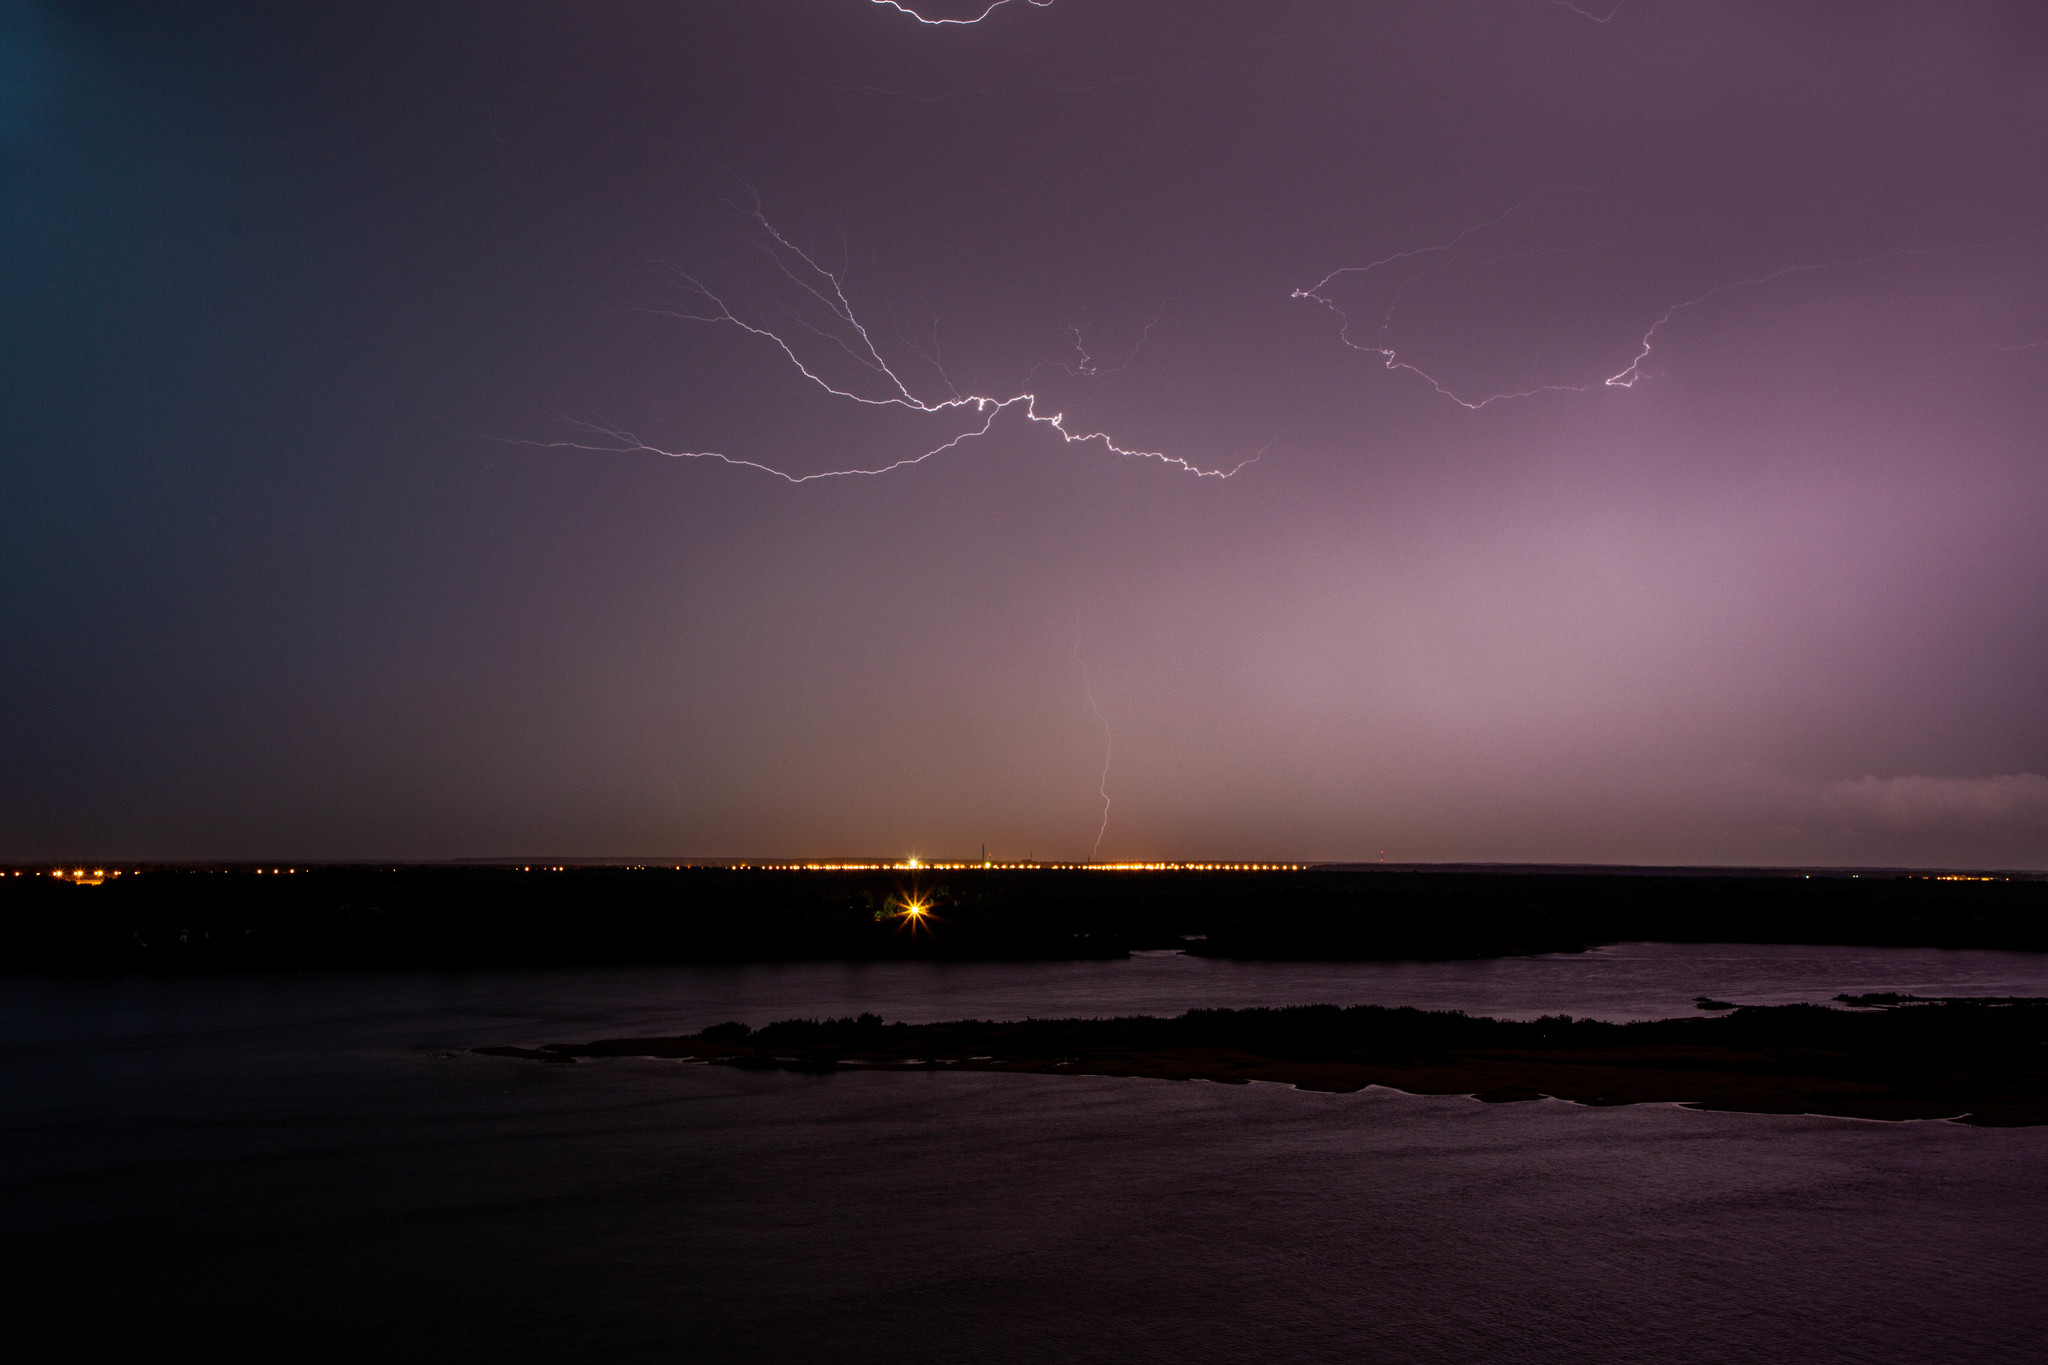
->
[2,865,2044,973]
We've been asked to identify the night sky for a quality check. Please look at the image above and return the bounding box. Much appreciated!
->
[4,1,2045,866]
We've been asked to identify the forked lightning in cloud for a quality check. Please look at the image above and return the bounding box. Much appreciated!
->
[515,198,1252,483]
[868,0,1052,25]
[1297,203,1993,409]
[1599,247,1974,390]
[1548,0,1630,22]
[1290,196,1605,409]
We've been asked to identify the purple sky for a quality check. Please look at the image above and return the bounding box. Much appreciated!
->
[4,1,2045,865]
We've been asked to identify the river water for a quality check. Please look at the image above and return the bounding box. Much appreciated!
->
[6,944,2046,1362]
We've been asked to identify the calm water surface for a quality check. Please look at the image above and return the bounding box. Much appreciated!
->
[5,944,2046,1362]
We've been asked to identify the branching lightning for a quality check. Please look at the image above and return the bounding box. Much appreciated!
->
[1291,196,1609,409]
[818,9,1328,105]
[1042,308,1161,381]
[1297,202,1995,409]
[1598,247,1973,389]
[868,0,1053,25]
[1547,0,1630,23]
[514,197,1251,483]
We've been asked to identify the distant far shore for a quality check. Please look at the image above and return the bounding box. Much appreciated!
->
[477,996,2048,1128]
[4,864,2045,973]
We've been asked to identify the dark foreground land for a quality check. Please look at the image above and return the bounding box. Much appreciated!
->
[480,995,2048,1127]
[4,863,2045,971]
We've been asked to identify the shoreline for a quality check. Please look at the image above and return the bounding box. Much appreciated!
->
[14,866,2045,973]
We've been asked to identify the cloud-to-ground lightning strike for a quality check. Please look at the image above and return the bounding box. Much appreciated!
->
[868,0,1052,26]
[1296,206,1995,409]
[517,200,1252,483]
[1073,630,1113,860]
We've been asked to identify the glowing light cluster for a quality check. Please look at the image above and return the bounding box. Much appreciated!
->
[742,860,1305,872]
[1080,862,1304,872]
[519,199,1254,483]
[28,868,300,881]
[49,868,122,884]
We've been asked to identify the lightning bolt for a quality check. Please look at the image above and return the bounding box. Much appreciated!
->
[1043,308,1162,380]
[867,0,1053,25]
[1290,195,1611,409]
[1298,203,2000,408]
[513,197,1252,483]
[817,8,1329,104]
[1547,0,1630,22]
[1602,245,1996,389]
[1073,623,1112,860]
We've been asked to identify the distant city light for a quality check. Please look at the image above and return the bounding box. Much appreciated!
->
[734,860,1305,873]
